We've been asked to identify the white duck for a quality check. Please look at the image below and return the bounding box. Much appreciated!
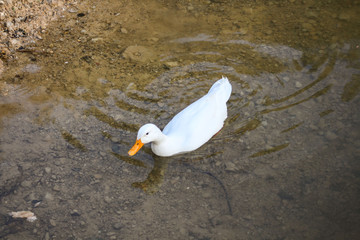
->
[128,76,232,157]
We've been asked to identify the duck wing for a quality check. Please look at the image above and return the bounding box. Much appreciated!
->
[163,77,231,151]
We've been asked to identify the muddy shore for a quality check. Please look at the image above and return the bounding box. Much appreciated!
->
[0,0,79,75]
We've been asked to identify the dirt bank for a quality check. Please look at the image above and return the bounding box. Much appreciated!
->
[0,0,79,74]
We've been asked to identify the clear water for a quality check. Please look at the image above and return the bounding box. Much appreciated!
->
[1,0,359,239]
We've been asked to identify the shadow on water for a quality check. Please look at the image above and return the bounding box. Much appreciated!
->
[0,0,360,239]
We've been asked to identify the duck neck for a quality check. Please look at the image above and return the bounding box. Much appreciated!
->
[153,130,167,145]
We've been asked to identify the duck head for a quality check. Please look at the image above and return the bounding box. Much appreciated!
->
[128,123,163,156]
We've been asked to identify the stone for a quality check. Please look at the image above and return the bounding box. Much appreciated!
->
[110,137,120,143]
[164,61,178,68]
[238,28,248,35]
[91,37,104,42]
[201,190,212,198]
[21,180,32,188]
[283,76,290,82]
[122,45,154,62]
[45,232,50,240]
[225,161,238,172]
[71,209,80,216]
[113,222,122,230]
[157,102,164,108]
[5,21,14,31]
[94,174,103,179]
[45,192,54,201]
[107,232,116,236]
[104,196,112,203]
[338,12,351,21]
[126,82,136,91]
[325,131,337,141]
[0,59,3,76]
[50,219,56,227]
[52,185,61,192]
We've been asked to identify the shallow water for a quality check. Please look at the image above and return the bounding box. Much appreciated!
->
[1,0,360,239]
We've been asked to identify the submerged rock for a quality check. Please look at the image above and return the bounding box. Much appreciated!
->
[22,64,41,73]
[122,45,154,62]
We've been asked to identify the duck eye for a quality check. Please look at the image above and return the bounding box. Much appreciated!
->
[146,132,149,135]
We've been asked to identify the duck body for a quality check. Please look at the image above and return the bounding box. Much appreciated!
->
[128,76,232,157]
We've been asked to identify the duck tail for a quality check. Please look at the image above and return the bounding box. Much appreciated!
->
[208,76,232,102]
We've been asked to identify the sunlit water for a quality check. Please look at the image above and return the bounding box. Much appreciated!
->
[1,0,359,239]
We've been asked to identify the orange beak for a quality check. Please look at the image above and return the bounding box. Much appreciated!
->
[128,139,144,156]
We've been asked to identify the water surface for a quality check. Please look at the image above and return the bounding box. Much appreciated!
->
[1,0,359,239]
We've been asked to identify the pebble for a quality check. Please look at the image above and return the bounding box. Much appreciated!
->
[238,28,248,35]
[52,185,61,192]
[55,158,67,166]
[110,137,120,143]
[94,174,103,179]
[71,209,81,216]
[126,82,136,91]
[68,8,78,13]
[5,21,14,31]
[295,81,303,88]
[187,5,194,11]
[91,37,104,42]
[45,192,54,201]
[113,222,122,230]
[309,124,318,130]
[107,232,116,236]
[256,99,263,105]
[305,11,318,18]
[45,232,50,240]
[50,219,56,227]
[301,22,313,31]
[148,37,159,42]
[201,190,212,198]
[164,61,178,68]
[9,39,21,48]
[282,76,290,82]
[265,29,273,35]
[21,180,32,188]
[29,193,38,201]
[248,101,255,108]
[120,28,128,34]
[104,196,112,203]
[122,45,154,62]
[45,167,51,174]
[338,12,351,21]
[225,161,238,172]
[97,78,108,84]
[325,131,337,141]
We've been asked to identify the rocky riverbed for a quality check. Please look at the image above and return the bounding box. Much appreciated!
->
[0,0,359,239]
